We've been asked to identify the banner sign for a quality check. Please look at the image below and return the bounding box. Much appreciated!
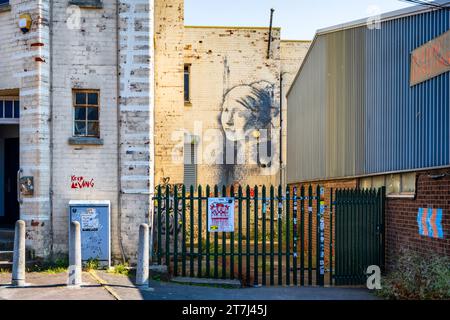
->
[417,208,444,239]
[208,197,235,232]
[410,30,450,86]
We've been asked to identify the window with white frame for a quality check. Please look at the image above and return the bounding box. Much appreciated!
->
[0,98,19,123]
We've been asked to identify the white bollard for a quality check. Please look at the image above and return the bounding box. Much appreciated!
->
[136,223,149,286]
[12,220,26,287]
[68,221,82,287]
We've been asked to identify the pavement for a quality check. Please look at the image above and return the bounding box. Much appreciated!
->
[0,271,379,300]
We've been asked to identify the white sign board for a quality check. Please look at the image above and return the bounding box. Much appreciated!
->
[208,197,235,232]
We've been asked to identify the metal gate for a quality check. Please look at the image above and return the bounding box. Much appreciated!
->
[334,187,385,285]
[153,184,385,287]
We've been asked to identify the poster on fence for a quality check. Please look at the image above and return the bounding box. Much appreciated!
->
[208,197,235,232]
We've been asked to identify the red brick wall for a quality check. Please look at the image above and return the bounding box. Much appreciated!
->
[385,168,450,271]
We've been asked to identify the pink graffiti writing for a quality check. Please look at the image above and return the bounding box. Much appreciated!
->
[71,176,95,189]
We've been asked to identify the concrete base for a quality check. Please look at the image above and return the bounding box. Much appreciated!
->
[149,265,170,282]
[170,277,242,288]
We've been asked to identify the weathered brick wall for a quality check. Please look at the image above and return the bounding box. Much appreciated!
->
[154,0,184,186]
[12,0,52,258]
[183,26,282,188]
[280,40,310,186]
[118,0,154,262]
[0,2,20,90]
[385,168,450,271]
[1,0,154,262]
[51,0,120,259]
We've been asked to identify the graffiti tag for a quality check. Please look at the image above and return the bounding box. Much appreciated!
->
[71,175,95,189]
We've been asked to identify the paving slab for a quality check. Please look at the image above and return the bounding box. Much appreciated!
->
[0,272,114,300]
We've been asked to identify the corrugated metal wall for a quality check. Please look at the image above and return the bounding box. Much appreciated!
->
[287,8,450,183]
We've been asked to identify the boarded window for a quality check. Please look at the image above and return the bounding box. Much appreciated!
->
[184,137,197,189]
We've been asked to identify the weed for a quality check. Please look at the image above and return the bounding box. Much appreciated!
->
[376,249,450,300]
[108,263,130,276]
[84,258,100,271]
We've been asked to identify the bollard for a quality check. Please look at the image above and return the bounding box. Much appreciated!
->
[136,223,149,286]
[12,220,26,287]
[68,221,82,287]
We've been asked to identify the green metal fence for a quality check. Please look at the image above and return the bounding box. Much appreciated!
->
[153,184,385,287]
[334,187,385,286]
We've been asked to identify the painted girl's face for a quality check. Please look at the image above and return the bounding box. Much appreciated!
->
[220,81,276,141]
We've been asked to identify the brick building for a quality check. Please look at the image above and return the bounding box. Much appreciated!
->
[0,0,310,263]
[0,0,154,262]
[287,3,449,269]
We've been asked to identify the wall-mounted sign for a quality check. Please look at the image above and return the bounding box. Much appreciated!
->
[18,13,32,34]
[208,197,235,233]
[19,176,34,196]
[417,208,443,239]
[410,30,450,86]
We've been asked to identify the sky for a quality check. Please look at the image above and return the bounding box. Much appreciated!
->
[185,0,416,40]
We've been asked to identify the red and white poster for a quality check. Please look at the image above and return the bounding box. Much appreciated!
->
[208,197,235,233]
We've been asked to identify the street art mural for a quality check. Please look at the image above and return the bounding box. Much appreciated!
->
[219,80,280,184]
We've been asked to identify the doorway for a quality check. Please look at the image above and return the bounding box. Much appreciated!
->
[0,125,20,227]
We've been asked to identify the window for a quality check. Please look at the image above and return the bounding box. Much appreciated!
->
[184,135,198,189]
[73,90,99,137]
[0,98,19,124]
[0,1,9,6]
[184,64,190,104]
[359,172,416,196]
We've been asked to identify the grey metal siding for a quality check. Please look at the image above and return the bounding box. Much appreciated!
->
[287,8,450,183]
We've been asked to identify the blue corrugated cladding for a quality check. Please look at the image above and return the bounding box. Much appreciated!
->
[365,9,450,174]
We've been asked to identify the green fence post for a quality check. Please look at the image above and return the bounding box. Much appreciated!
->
[198,185,203,277]
[238,186,243,281]
[174,185,179,276]
[270,186,275,286]
[165,185,170,268]
[205,185,211,278]
[293,186,298,286]
[246,185,251,285]
[308,185,313,285]
[286,186,290,286]
[190,185,194,277]
[222,185,227,279]
[316,185,324,286]
[379,186,386,273]
[253,186,259,286]
[329,188,333,286]
[182,185,186,277]
[300,185,305,286]
[157,185,162,265]
[262,185,267,286]
[278,185,283,286]
[230,185,235,280]
[214,185,219,279]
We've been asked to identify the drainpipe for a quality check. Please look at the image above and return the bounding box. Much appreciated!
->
[49,0,55,256]
[279,72,283,189]
[266,8,274,59]
[116,0,127,264]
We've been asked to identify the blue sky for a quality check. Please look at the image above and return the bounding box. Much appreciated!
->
[185,0,415,40]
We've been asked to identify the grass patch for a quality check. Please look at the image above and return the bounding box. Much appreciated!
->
[27,258,68,274]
